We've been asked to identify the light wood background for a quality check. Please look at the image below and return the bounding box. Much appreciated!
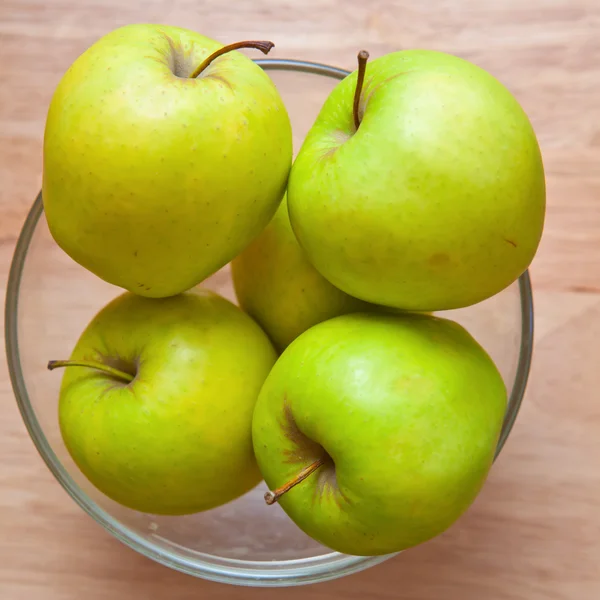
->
[1,1,599,598]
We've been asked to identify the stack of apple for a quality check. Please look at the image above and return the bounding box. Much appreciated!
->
[43,24,545,557]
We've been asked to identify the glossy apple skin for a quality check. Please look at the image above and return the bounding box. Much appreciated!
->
[252,312,507,555]
[58,289,277,515]
[232,196,371,351]
[43,24,292,297]
[288,49,545,311]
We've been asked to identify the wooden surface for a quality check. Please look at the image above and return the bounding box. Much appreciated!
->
[1,1,599,598]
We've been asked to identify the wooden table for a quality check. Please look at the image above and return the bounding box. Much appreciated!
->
[1,1,599,598]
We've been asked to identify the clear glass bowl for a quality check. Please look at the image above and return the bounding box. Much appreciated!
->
[5,59,533,587]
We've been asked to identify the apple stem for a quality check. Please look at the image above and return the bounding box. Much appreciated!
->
[189,40,275,79]
[47,360,135,384]
[264,457,325,505]
[353,50,370,130]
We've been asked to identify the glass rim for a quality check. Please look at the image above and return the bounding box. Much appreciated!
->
[4,58,534,587]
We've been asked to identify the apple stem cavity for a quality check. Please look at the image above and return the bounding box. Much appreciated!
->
[190,40,275,79]
[353,50,370,131]
[264,457,325,505]
[47,359,135,384]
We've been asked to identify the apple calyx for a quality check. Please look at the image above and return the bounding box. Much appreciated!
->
[264,457,325,505]
[190,40,275,79]
[47,359,135,384]
[353,49,370,130]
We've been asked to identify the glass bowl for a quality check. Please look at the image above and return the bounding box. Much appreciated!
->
[5,59,533,587]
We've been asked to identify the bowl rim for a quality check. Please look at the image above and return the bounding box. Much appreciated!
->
[4,57,534,588]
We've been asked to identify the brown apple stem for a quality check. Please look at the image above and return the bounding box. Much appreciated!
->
[47,360,134,383]
[264,457,325,505]
[190,40,275,79]
[353,50,370,130]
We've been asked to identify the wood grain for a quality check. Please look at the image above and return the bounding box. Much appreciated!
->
[1,1,599,598]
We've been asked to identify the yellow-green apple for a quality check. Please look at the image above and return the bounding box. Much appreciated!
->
[49,289,277,515]
[253,312,507,555]
[231,195,370,351]
[43,24,292,297]
[288,49,545,311]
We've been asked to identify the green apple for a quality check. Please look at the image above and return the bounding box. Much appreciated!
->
[50,289,277,515]
[253,312,507,556]
[231,195,371,351]
[43,24,292,298]
[288,49,545,311]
